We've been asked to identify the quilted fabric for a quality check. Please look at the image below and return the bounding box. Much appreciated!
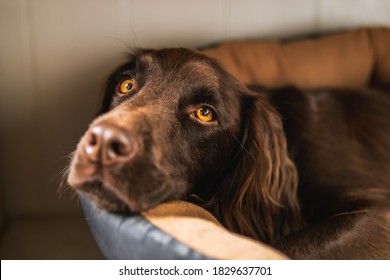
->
[203,27,390,89]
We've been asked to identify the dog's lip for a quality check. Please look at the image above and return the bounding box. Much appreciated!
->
[67,152,175,213]
[67,161,101,190]
[67,165,153,213]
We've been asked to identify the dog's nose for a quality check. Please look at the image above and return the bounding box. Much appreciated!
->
[83,123,137,165]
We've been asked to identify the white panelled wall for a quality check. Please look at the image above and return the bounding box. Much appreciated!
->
[1,0,390,217]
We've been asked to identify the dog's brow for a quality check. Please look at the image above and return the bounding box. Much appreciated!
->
[186,61,219,87]
[189,60,215,74]
[137,53,154,69]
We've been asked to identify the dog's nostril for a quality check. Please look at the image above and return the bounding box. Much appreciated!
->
[84,130,101,162]
[87,132,98,146]
[110,142,123,156]
[106,137,132,159]
[103,130,136,164]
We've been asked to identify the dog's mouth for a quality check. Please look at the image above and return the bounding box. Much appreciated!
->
[67,160,161,213]
[67,141,181,214]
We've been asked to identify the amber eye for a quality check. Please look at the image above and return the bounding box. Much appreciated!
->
[118,78,135,95]
[195,106,214,122]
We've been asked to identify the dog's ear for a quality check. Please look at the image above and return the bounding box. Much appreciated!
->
[211,90,304,244]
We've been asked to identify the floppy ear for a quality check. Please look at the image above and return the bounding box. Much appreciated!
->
[211,90,304,244]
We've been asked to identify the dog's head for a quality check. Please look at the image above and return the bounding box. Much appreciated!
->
[67,48,301,242]
[67,48,244,212]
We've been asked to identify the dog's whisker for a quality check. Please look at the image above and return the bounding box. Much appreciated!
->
[55,152,76,196]
[233,134,254,159]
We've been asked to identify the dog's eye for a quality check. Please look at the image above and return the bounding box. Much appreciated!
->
[195,106,214,122]
[118,78,135,95]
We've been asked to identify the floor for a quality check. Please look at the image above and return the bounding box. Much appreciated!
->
[0,215,104,260]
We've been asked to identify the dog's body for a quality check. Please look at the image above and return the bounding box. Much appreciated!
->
[265,87,390,258]
[67,48,390,259]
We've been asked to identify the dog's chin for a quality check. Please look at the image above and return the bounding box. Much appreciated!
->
[71,179,128,212]
[83,191,131,214]
[72,178,164,214]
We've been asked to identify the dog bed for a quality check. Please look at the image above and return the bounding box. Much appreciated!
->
[79,27,390,260]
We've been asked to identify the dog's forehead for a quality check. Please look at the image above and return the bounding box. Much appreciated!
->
[139,48,220,83]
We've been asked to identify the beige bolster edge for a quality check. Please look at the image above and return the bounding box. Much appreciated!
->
[142,201,288,260]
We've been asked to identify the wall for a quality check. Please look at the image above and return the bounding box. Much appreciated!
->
[1,0,389,217]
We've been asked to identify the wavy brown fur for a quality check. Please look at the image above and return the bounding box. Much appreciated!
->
[207,91,304,243]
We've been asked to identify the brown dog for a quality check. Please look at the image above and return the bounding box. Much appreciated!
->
[68,48,390,259]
